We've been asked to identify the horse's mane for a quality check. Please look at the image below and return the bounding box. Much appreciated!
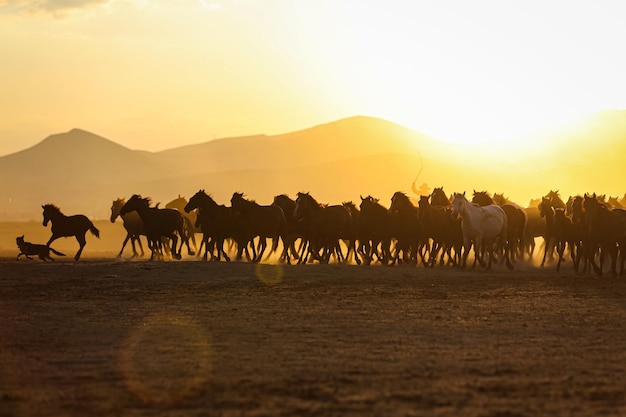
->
[42,203,62,214]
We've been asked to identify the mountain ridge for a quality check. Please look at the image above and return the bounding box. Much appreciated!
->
[1,111,625,220]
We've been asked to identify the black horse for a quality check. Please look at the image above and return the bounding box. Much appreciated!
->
[358,195,395,265]
[293,192,356,264]
[230,192,288,263]
[119,194,190,260]
[388,191,421,265]
[42,204,100,261]
[185,190,252,261]
[417,195,462,267]
[583,194,626,276]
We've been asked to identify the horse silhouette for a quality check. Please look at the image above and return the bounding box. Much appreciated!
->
[166,195,199,256]
[42,204,100,261]
[582,193,626,276]
[388,191,421,265]
[119,194,189,260]
[358,195,395,265]
[185,190,252,261]
[110,197,145,258]
[293,192,356,264]
[231,192,288,263]
[417,194,462,267]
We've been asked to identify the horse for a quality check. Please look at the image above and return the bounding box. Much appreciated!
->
[273,194,306,262]
[553,208,583,273]
[119,194,189,260]
[388,191,422,265]
[184,190,252,261]
[417,194,462,267]
[231,192,288,263]
[358,195,395,265]
[537,196,557,267]
[489,193,528,262]
[582,193,626,276]
[166,195,199,255]
[42,204,100,261]
[430,187,451,207]
[451,192,512,270]
[293,192,356,264]
[110,197,145,258]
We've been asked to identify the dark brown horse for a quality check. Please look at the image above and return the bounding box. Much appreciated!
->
[110,197,145,258]
[582,194,626,276]
[119,194,189,260]
[293,192,356,264]
[430,187,451,207]
[185,190,252,262]
[231,192,288,263]
[358,195,395,265]
[388,191,422,265]
[417,194,462,267]
[553,208,583,272]
[273,194,306,262]
[42,204,100,261]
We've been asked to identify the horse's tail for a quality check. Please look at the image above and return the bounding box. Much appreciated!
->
[89,222,100,238]
[49,247,66,257]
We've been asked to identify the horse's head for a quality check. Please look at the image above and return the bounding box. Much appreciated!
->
[42,204,60,227]
[294,192,313,220]
[230,192,246,214]
[471,190,494,207]
[430,187,450,206]
[120,194,150,216]
[493,193,508,205]
[450,192,467,218]
[166,195,187,211]
[110,198,125,223]
[389,191,411,214]
[545,190,566,209]
[538,197,554,218]
[185,189,209,213]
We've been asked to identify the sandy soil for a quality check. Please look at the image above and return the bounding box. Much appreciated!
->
[1,221,625,416]
[0,251,625,417]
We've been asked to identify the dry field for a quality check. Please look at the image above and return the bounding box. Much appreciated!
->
[0,222,625,416]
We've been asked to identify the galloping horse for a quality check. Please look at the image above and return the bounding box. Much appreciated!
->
[293,192,356,264]
[478,191,528,262]
[120,194,190,260]
[451,192,512,270]
[42,204,100,261]
[582,194,626,276]
[359,195,395,265]
[166,195,199,255]
[231,192,288,263]
[418,195,462,267]
[388,191,421,265]
[185,190,251,261]
[110,197,145,258]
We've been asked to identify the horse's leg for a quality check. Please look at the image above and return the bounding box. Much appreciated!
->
[118,233,131,257]
[74,233,87,261]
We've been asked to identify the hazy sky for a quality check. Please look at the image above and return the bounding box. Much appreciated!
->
[2,0,626,156]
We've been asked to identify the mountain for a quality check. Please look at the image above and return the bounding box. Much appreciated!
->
[1,112,625,221]
[153,116,440,176]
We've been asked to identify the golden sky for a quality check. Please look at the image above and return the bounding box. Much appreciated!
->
[1,0,626,156]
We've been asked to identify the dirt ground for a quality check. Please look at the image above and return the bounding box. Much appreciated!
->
[0,221,625,416]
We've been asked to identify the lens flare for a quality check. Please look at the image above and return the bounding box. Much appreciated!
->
[118,312,213,406]
[255,262,284,287]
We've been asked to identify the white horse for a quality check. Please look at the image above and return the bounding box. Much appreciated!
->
[451,192,513,270]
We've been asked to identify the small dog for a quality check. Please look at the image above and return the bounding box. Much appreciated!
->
[16,235,66,261]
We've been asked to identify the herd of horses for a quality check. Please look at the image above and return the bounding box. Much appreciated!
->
[36,188,626,276]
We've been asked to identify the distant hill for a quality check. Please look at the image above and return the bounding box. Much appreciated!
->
[0,112,625,220]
